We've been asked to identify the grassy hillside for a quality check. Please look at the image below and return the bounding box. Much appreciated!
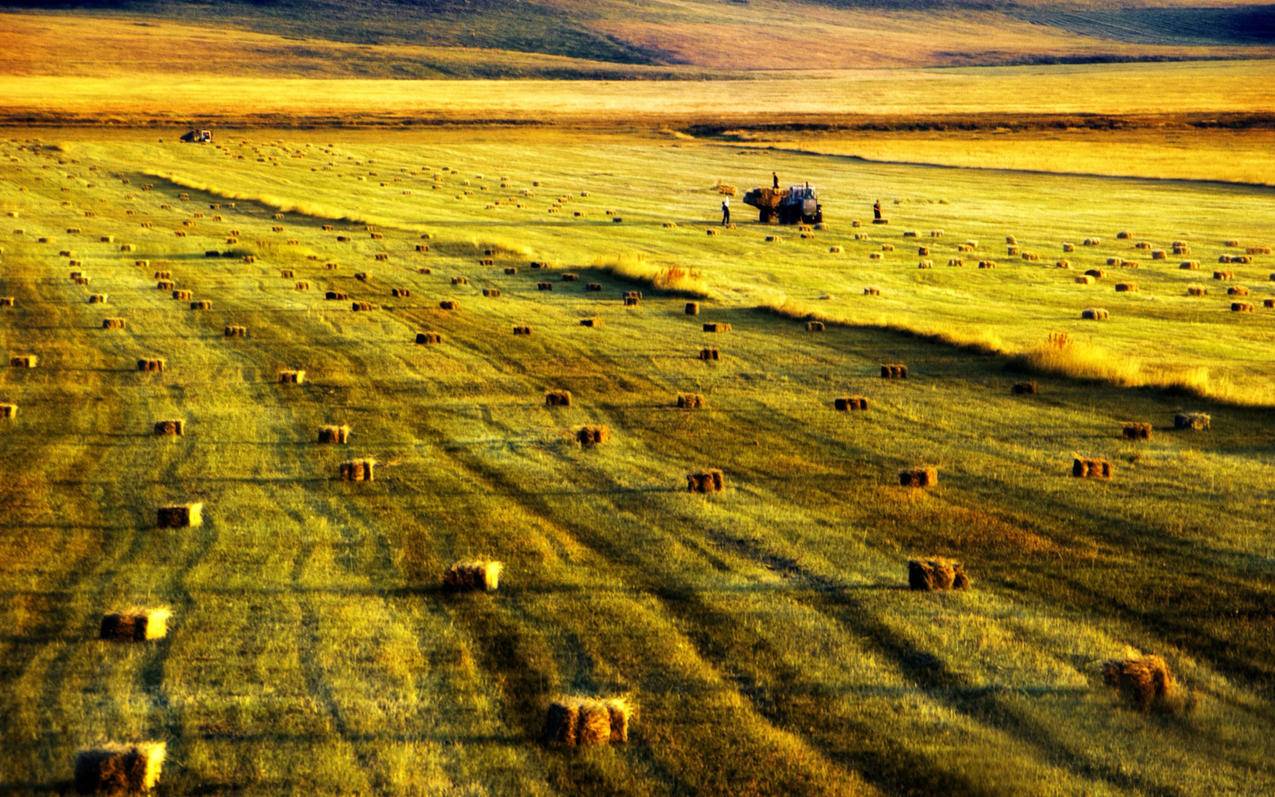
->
[1,128,1273,794]
[2,0,1274,75]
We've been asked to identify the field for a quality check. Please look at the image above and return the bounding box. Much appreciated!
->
[2,123,1274,794]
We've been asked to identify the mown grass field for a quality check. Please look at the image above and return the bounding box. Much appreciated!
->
[1,127,1273,795]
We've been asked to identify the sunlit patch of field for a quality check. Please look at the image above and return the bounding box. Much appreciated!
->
[1,59,1272,126]
[0,127,1273,794]
[718,129,1275,187]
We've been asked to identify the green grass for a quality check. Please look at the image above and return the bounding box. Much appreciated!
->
[1,128,1273,794]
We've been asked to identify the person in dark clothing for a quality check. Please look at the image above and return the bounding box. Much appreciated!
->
[721,198,731,226]
[873,200,882,221]
[772,171,779,189]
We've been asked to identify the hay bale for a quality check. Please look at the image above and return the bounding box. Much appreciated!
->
[325,291,348,301]
[1122,422,1152,440]
[1232,302,1254,312]
[1174,412,1210,431]
[949,258,965,267]
[1214,271,1234,280]
[1184,286,1207,297]
[157,502,202,527]
[318,425,350,444]
[622,295,640,307]
[99,607,171,641]
[483,288,502,298]
[917,246,929,256]
[545,390,573,408]
[806,320,826,332]
[829,245,843,254]
[576,425,609,447]
[1227,286,1249,296]
[136,357,165,372]
[1116,231,1131,240]
[1114,283,1137,292]
[687,468,726,493]
[279,369,305,384]
[834,396,868,411]
[537,282,553,291]
[908,558,969,591]
[1011,381,1037,395]
[677,393,705,409]
[153,270,171,280]
[1062,242,1075,253]
[0,403,17,418]
[1055,260,1071,269]
[1247,245,1272,255]
[702,322,731,333]
[172,290,192,301]
[1007,246,1019,256]
[899,467,938,488]
[1102,655,1180,712]
[87,293,107,304]
[74,742,166,794]
[864,286,882,295]
[1151,250,1167,260]
[439,300,458,311]
[1084,237,1102,247]
[917,260,933,269]
[339,458,375,481]
[684,302,700,316]
[880,363,908,379]
[0,296,13,307]
[392,288,412,298]
[351,301,376,311]
[698,347,720,361]
[706,228,718,236]
[1072,456,1113,479]
[978,260,996,269]
[451,276,468,286]
[580,318,602,328]
[415,331,443,345]
[191,300,212,310]
[443,559,503,592]
[153,419,184,436]
[869,252,883,261]
[1180,261,1200,270]
[1265,299,1275,309]
[542,697,632,747]
[1081,308,1109,320]
[513,325,532,336]
[354,272,370,282]
[585,283,603,292]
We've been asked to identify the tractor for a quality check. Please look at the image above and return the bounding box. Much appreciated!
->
[742,183,821,224]
[180,129,213,144]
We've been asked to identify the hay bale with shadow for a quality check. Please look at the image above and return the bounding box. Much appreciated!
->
[74,742,166,794]
[1102,655,1181,712]
[908,558,969,591]
[157,503,202,527]
[339,458,375,481]
[1072,456,1113,479]
[899,467,937,488]
[677,393,705,409]
[154,419,184,436]
[834,396,868,411]
[1122,422,1152,440]
[1174,412,1210,431]
[99,607,171,641]
[687,469,725,493]
[318,425,350,444]
[577,425,609,447]
[443,559,503,592]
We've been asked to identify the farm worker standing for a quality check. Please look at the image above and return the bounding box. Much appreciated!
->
[772,171,779,189]
[721,198,731,226]
[873,200,882,221]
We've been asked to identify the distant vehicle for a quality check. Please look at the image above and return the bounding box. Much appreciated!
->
[742,183,821,224]
[180,129,213,144]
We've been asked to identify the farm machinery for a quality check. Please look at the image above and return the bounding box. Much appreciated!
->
[742,184,822,224]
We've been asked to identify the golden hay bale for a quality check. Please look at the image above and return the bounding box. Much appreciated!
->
[908,558,969,591]
[0,403,17,418]
[1180,260,1200,270]
[513,325,532,336]
[677,393,705,409]
[354,272,370,282]
[1007,246,1019,256]
[687,468,726,493]
[685,302,700,316]
[1011,381,1038,395]
[1231,302,1254,312]
[415,331,443,345]
[764,235,780,243]
[391,288,413,298]
[351,301,376,312]
[451,276,468,286]
[1072,456,1113,479]
[1062,242,1075,253]
[865,286,882,295]
[869,252,883,261]
[505,267,518,275]
[191,300,212,310]
[706,228,718,236]
[829,245,843,254]
[280,269,295,278]
[223,324,247,337]
[279,369,305,384]
[899,466,938,488]
[978,260,996,269]
[157,503,202,528]
[1151,250,1167,260]
[917,246,930,256]
[1265,299,1275,309]
[545,390,573,408]
[880,363,908,379]
[325,291,348,301]
[172,290,192,301]
[1214,270,1234,280]
[1114,283,1137,292]
[339,458,375,481]
[439,300,458,311]
[87,293,107,304]
[834,396,868,411]
[374,253,389,262]
[443,559,503,592]
[136,357,165,372]
[99,607,171,641]
[580,318,602,328]
[0,296,13,307]
[1102,655,1181,712]
[1081,308,1109,320]
[1227,285,1249,296]
[74,742,166,794]
[949,258,965,267]
[807,320,826,332]
[702,322,731,333]
[1186,286,1207,296]
[153,419,184,436]
[623,296,640,307]
[917,260,933,269]
[576,425,609,447]
[1122,422,1152,440]
[537,282,553,291]
[542,697,631,747]
[1004,235,1016,244]
[318,425,350,444]
[1247,245,1272,255]
[483,288,503,298]
[698,347,720,361]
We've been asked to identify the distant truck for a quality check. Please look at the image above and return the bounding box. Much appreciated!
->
[180,129,213,144]
[742,184,821,224]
